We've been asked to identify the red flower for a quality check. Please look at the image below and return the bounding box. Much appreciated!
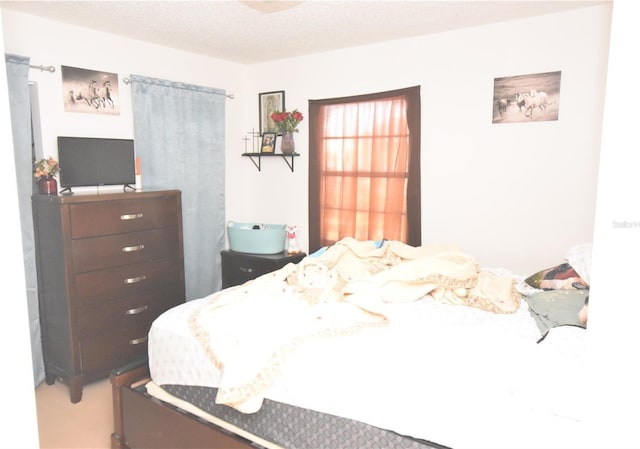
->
[270,109,304,133]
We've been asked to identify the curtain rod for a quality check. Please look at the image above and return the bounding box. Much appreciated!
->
[122,76,234,99]
[29,64,56,73]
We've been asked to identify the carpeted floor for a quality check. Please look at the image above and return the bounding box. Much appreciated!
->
[35,378,112,449]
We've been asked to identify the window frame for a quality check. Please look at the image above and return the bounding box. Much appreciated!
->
[308,86,421,251]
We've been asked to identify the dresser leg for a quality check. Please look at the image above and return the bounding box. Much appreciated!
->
[69,375,84,403]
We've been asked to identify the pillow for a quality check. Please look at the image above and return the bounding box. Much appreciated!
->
[524,289,589,335]
[565,243,592,285]
[524,262,589,290]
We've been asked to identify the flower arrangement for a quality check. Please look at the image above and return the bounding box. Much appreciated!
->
[33,157,60,179]
[270,109,304,134]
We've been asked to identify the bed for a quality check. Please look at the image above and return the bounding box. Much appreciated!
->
[111,238,591,449]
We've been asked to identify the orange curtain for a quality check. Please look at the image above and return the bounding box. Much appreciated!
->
[309,86,421,250]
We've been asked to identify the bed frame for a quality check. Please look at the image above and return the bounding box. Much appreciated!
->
[111,359,448,449]
[110,358,261,449]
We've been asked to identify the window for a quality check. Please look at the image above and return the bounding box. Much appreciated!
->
[308,86,421,251]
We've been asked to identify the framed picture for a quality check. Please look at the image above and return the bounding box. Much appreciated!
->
[61,65,120,115]
[261,132,277,153]
[259,90,285,135]
[492,71,561,124]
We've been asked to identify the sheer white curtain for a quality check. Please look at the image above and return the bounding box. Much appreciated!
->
[5,53,45,386]
[130,75,226,299]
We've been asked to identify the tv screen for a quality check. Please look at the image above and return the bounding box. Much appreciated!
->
[58,136,136,188]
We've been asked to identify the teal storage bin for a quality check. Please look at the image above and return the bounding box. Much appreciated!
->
[227,222,286,254]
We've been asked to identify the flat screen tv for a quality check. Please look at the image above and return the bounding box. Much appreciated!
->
[58,136,136,192]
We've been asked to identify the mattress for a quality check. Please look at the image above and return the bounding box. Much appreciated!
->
[149,292,589,449]
[146,381,444,449]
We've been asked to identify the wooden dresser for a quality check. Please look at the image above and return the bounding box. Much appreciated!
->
[32,190,185,403]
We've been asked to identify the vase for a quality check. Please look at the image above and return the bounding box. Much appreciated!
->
[38,175,58,195]
[280,131,296,154]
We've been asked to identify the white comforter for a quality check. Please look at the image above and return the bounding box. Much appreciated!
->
[149,291,588,449]
[168,239,524,414]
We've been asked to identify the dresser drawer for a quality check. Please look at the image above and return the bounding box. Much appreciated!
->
[74,258,183,305]
[72,227,179,273]
[80,324,151,376]
[77,287,183,338]
[69,196,179,238]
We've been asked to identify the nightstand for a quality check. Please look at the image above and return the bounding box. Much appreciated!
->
[221,250,306,289]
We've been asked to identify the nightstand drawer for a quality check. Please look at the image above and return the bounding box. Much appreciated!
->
[221,250,306,288]
[70,196,179,238]
[77,288,183,338]
[74,258,183,305]
[72,227,179,273]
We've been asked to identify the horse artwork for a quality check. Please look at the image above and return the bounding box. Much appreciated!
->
[496,98,508,117]
[103,80,115,109]
[62,65,120,115]
[492,71,561,124]
[515,90,552,119]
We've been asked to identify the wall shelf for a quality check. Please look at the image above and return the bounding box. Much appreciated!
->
[242,152,300,172]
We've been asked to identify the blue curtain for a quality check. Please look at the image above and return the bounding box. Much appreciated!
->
[130,75,226,300]
[5,53,45,386]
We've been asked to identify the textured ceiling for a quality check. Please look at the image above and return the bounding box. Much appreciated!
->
[1,1,607,64]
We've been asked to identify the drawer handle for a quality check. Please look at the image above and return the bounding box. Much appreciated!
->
[129,336,148,345]
[124,275,146,284]
[122,244,145,253]
[239,267,254,273]
[125,305,149,315]
[120,213,144,221]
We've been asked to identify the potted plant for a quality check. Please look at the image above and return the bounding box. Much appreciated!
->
[33,157,60,194]
[270,109,304,154]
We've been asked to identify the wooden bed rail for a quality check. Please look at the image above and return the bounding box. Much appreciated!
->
[109,357,256,449]
[110,358,150,449]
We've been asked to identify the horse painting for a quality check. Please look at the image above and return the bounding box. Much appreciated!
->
[515,91,550,119]
[69,80,104,109]
[62,66,120,115]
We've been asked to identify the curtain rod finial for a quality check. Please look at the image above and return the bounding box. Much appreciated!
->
[29,64,56,73]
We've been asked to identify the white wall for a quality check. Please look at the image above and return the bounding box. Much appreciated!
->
[586,1,640,447]
[2,5,611,276]
[1,8,249,202]
[239,5,611,275]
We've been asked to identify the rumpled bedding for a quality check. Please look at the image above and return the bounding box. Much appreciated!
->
[188,238,522,413]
